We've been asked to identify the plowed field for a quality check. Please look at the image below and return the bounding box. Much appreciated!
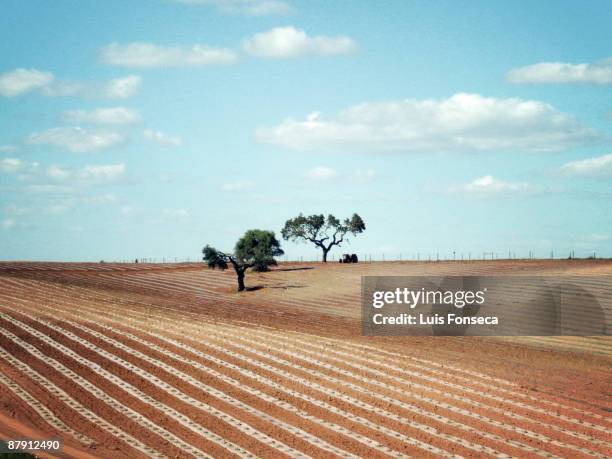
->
[0,260,610,458]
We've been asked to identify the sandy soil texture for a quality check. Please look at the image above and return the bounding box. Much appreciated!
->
[0,260,610,458]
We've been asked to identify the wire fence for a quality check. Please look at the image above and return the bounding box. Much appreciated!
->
[110,249,603,264]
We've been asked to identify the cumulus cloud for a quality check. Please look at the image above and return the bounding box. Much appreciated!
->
[47,165,72,181]
[77,164,126,182]
[0,68,54,97]
[0,68,141,99]
[304,166,338,181]
[42,74,142,99]
[1,159,40,180]
[64,107,141,125]
[244,26,356,58]
[257,93,598,153]
[172,0,291,15]
[559,153,612,177]
[508,58,612,85]
[221,180,255,191]
[143,129,183,146]
[28,127,126,153]
[103,75,142,98]
[47,163,126,184]
[449,175,539,196]
[100,42,237,68]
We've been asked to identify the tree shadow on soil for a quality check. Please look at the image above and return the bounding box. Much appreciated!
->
[272,266,314,272]
[246,284,305,291]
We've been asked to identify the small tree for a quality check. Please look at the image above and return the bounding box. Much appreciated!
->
[202,229,284,291]
[281,213,366,262]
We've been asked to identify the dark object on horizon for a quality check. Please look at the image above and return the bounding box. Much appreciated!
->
[202,229,284,292]
[281,213,365,262]
[135,258,139,263]
[339,253,359,263]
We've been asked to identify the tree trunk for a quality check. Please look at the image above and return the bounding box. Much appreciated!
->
[322,248,329,263]
[236,271,246,291]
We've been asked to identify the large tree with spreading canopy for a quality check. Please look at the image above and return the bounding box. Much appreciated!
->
[281,213,365,262]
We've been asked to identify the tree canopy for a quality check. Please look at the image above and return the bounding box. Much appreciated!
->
[281,213,365,262]
[203,229,284,291]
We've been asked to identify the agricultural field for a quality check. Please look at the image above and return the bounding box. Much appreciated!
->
[0,260,610,458]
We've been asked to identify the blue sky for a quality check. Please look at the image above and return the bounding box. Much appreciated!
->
[1,0,612,261]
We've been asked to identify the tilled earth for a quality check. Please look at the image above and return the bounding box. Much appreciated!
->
[0,260,610,458]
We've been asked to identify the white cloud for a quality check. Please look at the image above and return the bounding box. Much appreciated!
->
[1,159,40,180]
[100,42,237,68]
[560,153,612,177]
[449,175,538,196]
[243,26,356,58]
[41,74,142,99]
[143,129,183,146]
[28,127,126,153]
[0,158,24,173]
[47,165,72,181]
[173,0,292,15]
[104,75,142,98]
[304,166,337,181]
[48,163,126,184]
[0,145,17,153]
[508,58,612,85]
[0,68,54,97]
[257,93,598,153]
[76,164,126,183]
[0,68,141,99]
[64,107,141,125]
[221,180,255,191]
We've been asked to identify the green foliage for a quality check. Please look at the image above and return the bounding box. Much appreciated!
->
[281,213,366,261]
[202,230,284,290]
[202,244,229,270]
[235,229,284,271]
